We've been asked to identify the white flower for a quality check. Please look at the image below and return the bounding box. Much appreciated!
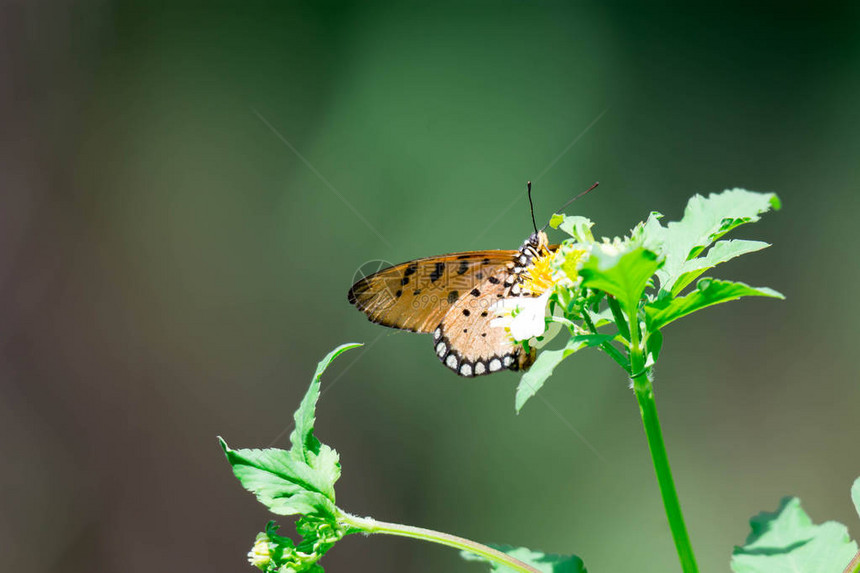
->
[490,291,563,347]
[595,236,627,257]
[248,534,273,569]
[490,293,548,341]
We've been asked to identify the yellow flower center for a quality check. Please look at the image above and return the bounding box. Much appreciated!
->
[522,251,557,295]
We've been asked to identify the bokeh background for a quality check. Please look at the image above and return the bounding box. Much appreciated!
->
[3,2,859,572]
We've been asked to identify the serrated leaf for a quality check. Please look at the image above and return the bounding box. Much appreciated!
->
[462,545,586,573]
[627,211,664,252]
[645,278,784,331]
[670,239,771,296]
[516,335,613,412]
[731,497,857,573]
[291,343,363,462]
[578,246,660,317]
[550,214,595,243]
[221,440,339,517]
[651,189,780,293]
[221,343,362,518]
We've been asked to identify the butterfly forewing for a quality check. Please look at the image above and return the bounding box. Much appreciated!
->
[347,251,517,333]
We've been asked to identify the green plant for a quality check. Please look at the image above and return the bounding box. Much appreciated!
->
[731,489,859,573]
[221,344,578,573]
[221,189,860,572]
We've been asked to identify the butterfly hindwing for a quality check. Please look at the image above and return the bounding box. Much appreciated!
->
[432,269,537,377]
[347,251,517,333]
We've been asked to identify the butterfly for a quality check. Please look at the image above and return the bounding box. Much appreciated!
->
[347,182,597,377]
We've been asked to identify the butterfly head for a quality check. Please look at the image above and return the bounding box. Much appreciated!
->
[521,230,550,257]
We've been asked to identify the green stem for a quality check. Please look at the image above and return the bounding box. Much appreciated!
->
[581,309,631,372]
[607,295,631,341]
[340,514,542,573]
[628,315,699,573]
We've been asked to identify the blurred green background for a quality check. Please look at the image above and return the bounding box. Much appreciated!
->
[3,2,859,572]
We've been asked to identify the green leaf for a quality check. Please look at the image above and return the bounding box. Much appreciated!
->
[606,295,630,341]
[852,477,860,519]
[462,545,586,573]
[584,306,613,328]
[220,441,339,517]
[649,188,780,293]
[731,497,857,573]
[578,245,660,317]
[221,343,362,518]
[627,211,664,252]
[645,278,784,331]
[670,239,771,297]
[291,343,363,462]
[516,335,613,412]
[646,329,663,363]
[550,214,595,243]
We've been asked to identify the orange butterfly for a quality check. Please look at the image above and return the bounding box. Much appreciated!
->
[348,182,597,377]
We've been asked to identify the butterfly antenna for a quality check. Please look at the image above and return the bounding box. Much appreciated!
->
[540,181,600,231]
[527,181,538,235]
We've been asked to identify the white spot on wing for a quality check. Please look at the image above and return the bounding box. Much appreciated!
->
[489,358,502,372]
[435,342,447,357]
[460,363,473,377]
[474,362,486,375]
[434,327,441,341]
[503,355,514,367]
[446,354,459,369]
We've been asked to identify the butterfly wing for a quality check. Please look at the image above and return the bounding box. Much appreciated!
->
[432,269,536,377]
[347,251,517,333]
[348,231,558,378]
